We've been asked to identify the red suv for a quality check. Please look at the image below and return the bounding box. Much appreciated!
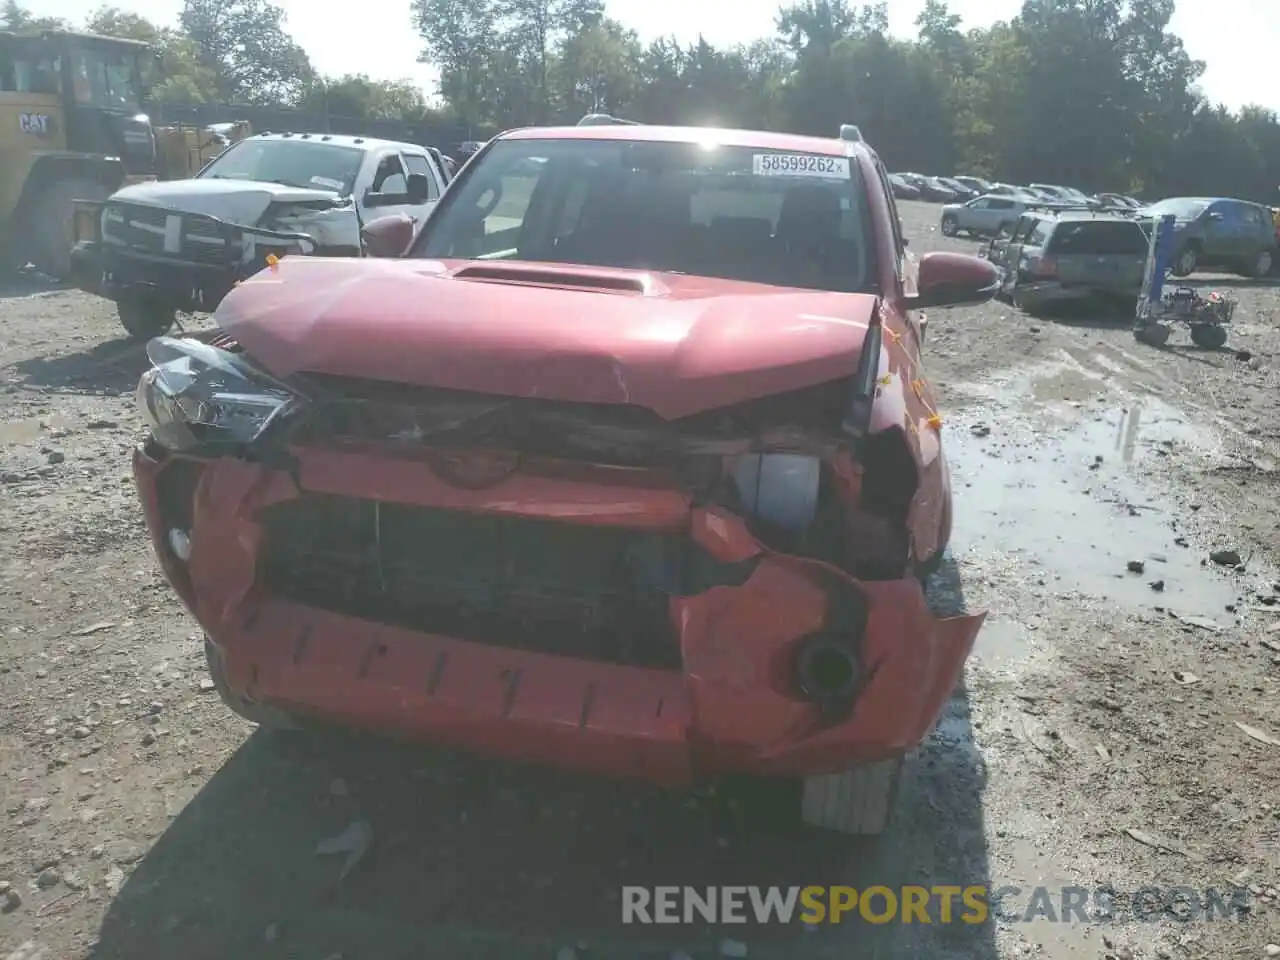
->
[131,117,999,836]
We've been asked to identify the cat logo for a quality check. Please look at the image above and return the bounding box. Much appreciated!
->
[19,113,55,137]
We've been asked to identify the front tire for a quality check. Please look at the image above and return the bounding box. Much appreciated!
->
[28,178,110,280]
[800,757,903,836]
[117,298,176,340]
[203,637,301,730]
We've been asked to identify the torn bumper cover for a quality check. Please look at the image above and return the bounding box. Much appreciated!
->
[133,441,985,786]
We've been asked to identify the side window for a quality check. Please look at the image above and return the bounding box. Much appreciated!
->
[371,154,407,194]
[402,153,440,199]
[991,199,1014,211]
[1012,216,1036,242]
[1027,221,1053,247]
[13,51,61,94]
[969,198,989,210]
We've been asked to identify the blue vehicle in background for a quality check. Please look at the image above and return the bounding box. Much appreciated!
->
[1139,196,1277,278]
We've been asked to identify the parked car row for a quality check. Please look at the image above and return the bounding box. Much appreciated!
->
[889,171,1144,211]
[965,193,1278,293]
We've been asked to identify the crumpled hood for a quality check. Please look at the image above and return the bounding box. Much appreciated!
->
[109,178,342,227]
[216,258,884,420]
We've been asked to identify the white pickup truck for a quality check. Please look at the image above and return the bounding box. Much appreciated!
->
[69,132,448,339]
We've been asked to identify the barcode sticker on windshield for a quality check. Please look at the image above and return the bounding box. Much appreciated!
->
[753,154,850,179]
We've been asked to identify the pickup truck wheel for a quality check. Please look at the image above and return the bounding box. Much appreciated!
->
[800,757,903,836]
[203,636,302,731]
[117,299,176,340]
[940,215,959,237]
[1171,244,1198,278]
[28,178,108,280]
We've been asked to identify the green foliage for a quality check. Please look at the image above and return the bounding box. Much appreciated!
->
[411,0,1280,201]
[7,0,1279,201]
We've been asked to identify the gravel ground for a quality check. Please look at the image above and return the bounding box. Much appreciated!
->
[2,200,1279,960]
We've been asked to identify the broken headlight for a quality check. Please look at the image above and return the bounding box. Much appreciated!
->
[136,336,302,451]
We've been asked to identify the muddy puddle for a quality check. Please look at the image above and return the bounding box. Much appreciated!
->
[945,391,1245,623]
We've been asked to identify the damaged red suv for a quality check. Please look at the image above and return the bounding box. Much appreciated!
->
[132,118,1000,835]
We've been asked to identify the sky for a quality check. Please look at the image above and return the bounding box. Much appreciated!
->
[34,0,1280,114]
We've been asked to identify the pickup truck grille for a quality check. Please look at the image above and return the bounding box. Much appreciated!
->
[102,200,238,266]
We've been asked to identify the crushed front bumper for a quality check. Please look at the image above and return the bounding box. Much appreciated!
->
[69,200,318,313]
[71,239,240,312]
[133,443,985,786]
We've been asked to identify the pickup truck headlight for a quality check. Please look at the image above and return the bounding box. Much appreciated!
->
[136,336,301,451]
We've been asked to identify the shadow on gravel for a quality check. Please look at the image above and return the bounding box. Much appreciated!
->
[90,559,994,960]
[1015,297,1135,329]
[12,339,149,395]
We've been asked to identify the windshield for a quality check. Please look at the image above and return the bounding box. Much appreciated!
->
[69,47,140,111]
[414,137,874,294]
[198,139,365,195]
[1143,198,1210,220]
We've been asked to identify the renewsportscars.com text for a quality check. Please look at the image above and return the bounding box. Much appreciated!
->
[621,885,1251,925]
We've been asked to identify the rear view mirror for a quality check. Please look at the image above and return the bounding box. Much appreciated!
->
[906,251,1000,309]
[361,213,415,258]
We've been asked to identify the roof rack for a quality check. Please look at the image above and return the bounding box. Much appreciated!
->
[838,124,863,143]
[577,114,641,126]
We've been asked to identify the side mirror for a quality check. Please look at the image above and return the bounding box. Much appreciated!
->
[406,172,430,203]
[906,251,1001,310]
[361,213,415,258]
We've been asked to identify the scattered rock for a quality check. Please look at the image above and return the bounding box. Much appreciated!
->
[2,885,20,912]
[71,726,90,740]
[1210,549,1242,567]
[196,678,216,693]
[61,871,85,891]
[45,451,64,465]
[104,865,125,897]
[1236,722,1280,748]
[315,819,373,881]
[72,622,114,637]
[1172,671,1200,685]
[35,869,59,889]
[1264,945,1280,958]
[1149,579,1165,592]
[970,423,991,437]
[1126,560,1145,574]
[140,730,156,747]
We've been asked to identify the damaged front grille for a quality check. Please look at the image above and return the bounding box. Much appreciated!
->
[258,495,689,669]
[286,375,853,470]
[102,201,237,266]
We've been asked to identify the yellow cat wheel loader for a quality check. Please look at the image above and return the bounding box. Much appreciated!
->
[0,29,157,279]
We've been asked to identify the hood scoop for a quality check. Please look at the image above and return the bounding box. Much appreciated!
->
[452,263,654,295]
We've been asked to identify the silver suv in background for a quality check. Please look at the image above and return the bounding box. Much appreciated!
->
[940,194,1026,238]
[986,210,1150,313]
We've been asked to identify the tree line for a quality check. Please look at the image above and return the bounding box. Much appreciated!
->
[5,0,1279,202]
